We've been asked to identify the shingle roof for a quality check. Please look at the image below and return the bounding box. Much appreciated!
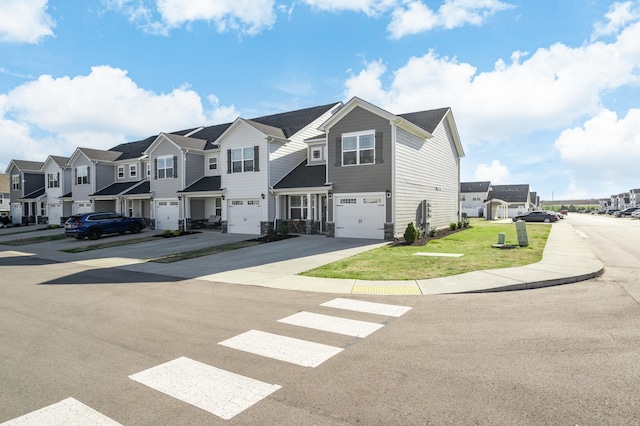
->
[162,133,208,150]
[245,120,286,139]
[20,187,46,199]
[11,160,44,171]
[274,161,327,189]
[460,181,491,193]
[179,176,222,193]
[487,184,530,203]
[50,156,70,167]
[123,180,150,195]
[398,107,450,134]
[187,123,233,150]
[77,147,122,162]
[110,136,156,160]
[90,181,142,197]
[250,102,339,138]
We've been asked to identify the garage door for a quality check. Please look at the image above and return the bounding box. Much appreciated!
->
[155,200,179,230]
[335,193,385,239]
[227,199,261,234]
[10,203,22,224]
[48,202,63,225]
[75,202,92,215]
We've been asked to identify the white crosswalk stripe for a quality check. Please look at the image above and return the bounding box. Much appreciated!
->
[219,329,343,367]
[321,297,412,317]
[129,356,281,420]
[0,397,122,426]
[278,311,384,338]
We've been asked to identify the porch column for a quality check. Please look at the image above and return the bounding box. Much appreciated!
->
[275,194,281,220]
[306,193,312,220]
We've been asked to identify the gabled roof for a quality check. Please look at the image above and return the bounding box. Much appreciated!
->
[110,135,156,161]
[144,133,208,155]
[249,102,340,138]
[178,176,222,193]
[245,119,286,139]
[487,184,531,203]
[49,156,70,167]
[274,161,328,190]
[19,187,46,200]
[123,180,150,196]
[399,108,451,134]
[71,147,122,164]
[187,123,233,150]
[90,181,142,197]
[6,160,44,173]
[460,181,491,193]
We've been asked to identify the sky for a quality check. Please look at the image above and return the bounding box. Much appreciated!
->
[1,0,639,201]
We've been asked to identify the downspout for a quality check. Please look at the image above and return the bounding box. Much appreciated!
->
[391,121,398,238]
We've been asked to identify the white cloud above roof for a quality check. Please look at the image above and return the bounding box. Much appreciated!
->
[301,0,396,16]
[388,0,514,39]
[474,160,509,183]
[0,0,55,43]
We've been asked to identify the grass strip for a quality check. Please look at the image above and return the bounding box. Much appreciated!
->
[60,236,158,253]
[1,234,67,246]
[148,240,262,263]
[301,219,552,280]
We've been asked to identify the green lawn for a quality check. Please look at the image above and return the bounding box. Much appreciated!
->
[301,219,552,280]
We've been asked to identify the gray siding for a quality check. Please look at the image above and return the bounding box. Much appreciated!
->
[71,155,93,201]
[95,164,115,192]
[8,165,20,201]
[185,153,204,187]
[327,107,392,220]
[149,139,182,198]
[23,172,44,196]
[191,199,205,219]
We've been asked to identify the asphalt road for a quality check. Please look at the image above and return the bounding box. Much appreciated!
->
[1,216,640,425]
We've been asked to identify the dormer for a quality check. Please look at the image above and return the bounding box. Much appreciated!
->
[304,134,327,166]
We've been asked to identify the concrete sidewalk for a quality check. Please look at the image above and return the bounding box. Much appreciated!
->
[1,220,604,295]
[187,220,604,294]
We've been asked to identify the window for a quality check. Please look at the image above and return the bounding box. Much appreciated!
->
[117,166,125,179]
[231,148,254,173]
[146,163,151,177]
[208,157,217,171]
[157,156,174,179]
[12,175,19,190]
[129,164,137,178]
[76,166,89,185]
[40,202,46,216]
[47,173,59,188]
[215,197,222,217]
[311,147,323,161]
[290,195,308,220]
[342,131,374,166]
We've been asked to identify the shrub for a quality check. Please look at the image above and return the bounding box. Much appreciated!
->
[428,227,437,237]
[457,221,463,229]
[162,230,172,236]
[462,218,470,228]
[173,230,181,237]
[404,222,418,244]
[449,222,458,231]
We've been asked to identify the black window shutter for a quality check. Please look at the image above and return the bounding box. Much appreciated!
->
[87,166,90,184]
[254,146,260,172]
[227,149,232,174]
[173,156,178,178]
[75,168,77,182]
[154,159,157,179]
[334,137,341,167]
[375,132,384,164]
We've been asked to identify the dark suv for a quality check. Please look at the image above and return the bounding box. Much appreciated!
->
[64,212,146,240]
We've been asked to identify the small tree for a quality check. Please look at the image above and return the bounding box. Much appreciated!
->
[404,222,418,244]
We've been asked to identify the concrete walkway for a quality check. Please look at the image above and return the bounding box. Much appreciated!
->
[0,220,604,295]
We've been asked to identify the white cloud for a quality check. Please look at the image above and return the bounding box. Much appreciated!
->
[0,0,55,43]
[592,1,640,40]
[105,0,277,35]
[388,0,514,39]
[301,0,397,16]
[0,66,239,170]
[344,18,640,143]
[554,108,640,192]
[474,160,509,183]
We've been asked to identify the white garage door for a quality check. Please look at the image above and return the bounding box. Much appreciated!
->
[75,202,92,215]
[48,202,63,225]
[335,193,385,239]
[155,200,180,230]
[227,199,261,234]
[11,203,22,224]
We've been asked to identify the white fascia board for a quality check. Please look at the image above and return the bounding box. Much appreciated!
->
[142,133,181,156]
[179,190,223,198]
[319,97,397,132]
[393,118,432,139]
[67,149,92,167]
[272,186,332,195]
[444,110,465,157]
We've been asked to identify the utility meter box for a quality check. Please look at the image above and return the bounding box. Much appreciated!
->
[515,220,529,247]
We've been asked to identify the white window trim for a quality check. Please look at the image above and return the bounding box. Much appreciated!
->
[157,155,174,179]
[117,165,125,179]
[231,148,254,173]
[208,157,218,170]
[129,164,137,178]
[76,166,88,185]
[342,130,375,166]
[47,173,59,188]
[11,175,19,190]
[310,146,324,161]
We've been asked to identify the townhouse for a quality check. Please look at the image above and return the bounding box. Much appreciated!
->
[4,98,466,240]
[5,160,45,224]
[460,181,491,218]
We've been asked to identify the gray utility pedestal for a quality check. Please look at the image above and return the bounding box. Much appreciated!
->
[515,220,529,246]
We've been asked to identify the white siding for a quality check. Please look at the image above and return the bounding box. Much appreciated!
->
[395,116,460,237]
[149,139,182,199]
[42,160,63,203]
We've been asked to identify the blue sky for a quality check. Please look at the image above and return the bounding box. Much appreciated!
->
[1,0,639,201]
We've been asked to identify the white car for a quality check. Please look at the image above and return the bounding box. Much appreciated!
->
[631,209,640,219]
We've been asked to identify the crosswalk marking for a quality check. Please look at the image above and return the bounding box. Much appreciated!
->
[219,329,343,368]
[129,356,281,420]
[321,298,412,317]
[0,397,122,426]
[278,311,384,338]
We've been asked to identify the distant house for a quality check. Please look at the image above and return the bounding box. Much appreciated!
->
[529,191,540,210]
[630,188,640,207]
[4,160,45,224]
[41,155,72,225]
[460,181,490,218]
[484,184,531,220]
[0,174,9,215]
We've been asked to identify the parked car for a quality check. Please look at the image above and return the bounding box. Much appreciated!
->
[631,209,640,219]
[606,209,620,215]
[614,207,640,217]
[64,212,146,240]
[513,211,558,223]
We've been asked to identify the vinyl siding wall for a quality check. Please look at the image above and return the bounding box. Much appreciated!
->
[8,165,21,201]
[326,107,393,221]
[395,115,460,235]
[149,139,182,199]
[71,155,93,201]
[185,153,204,187]
[42,162,63,201]
[95,163,115,192]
